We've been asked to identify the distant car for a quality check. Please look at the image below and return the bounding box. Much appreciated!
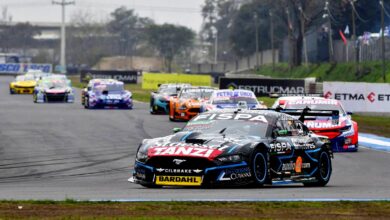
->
[83,79,133,109]
[200,89,266,112]
[150,83,191,114]
[169,86,216,121]
[283,98,358,152]
[130,109,333,188]
[271,96,323,109]
[33,78,74,103]
[81,79,118,105]
[9,74,36,94]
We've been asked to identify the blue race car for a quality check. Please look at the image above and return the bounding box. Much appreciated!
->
[83,79,133,109]
[200,89,266,112]
[150,83,191,114]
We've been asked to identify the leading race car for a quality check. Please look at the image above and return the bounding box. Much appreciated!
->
[83,79,133,109]
[130,109,333,188]
[200,89,267,112]
[283,98,358,152]
[150,83,191,114]
[33,77,74,103]
[169,86,216,121]
[9,74,36,94]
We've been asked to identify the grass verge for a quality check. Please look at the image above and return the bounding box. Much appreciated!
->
[0,201,389,219]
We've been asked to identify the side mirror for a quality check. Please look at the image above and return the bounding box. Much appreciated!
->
[173,128,181,133]
[347,111,353,115]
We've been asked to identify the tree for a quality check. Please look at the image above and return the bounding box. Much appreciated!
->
[0,22,40,53]
[107,6,153,56]
[146,24,195,73]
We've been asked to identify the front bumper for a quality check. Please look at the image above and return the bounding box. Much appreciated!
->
[91,99,133,108]
[36,92,74,103]
[12,87,34,94]
[173,108,201,121]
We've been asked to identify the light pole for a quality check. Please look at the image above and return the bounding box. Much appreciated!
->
[52,0,75,74]
[298,5,308,66]
[254,12,260,69]
[324,1,333,62]
[380,0,387,82]
[269,10,275,72]
[213,27,218,65]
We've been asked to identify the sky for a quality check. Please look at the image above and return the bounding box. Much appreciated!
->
[0,0,205,31]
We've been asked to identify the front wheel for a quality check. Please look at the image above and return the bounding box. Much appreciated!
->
[304,150,332,187]
[33,93,37,103]
[9,88,14,94]
[84,97,90,109]
[249,149,269,187]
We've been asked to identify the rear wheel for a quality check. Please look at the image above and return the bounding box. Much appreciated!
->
[304,150,332,187]
[84,97,90,109]
[9,88,14,94]
[33,93,37,103]
[249,149,269,187]
[150,98,156,114]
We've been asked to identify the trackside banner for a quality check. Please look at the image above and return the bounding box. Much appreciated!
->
[219,77,305,97]
[80,70,139,84]
[323,82,390,113]
[0,63,52,74]
[142,73,211,90]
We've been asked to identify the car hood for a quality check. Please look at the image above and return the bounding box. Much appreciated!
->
[44,88,68,93]
[141,131,262,160]
[13,80,36,87]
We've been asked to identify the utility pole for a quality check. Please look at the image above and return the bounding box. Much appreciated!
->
[52,0,75,74]
[380,0,387,82]
[254,12,260,70]
[298,6,308,66]
[324,1,333,62]
[350,0,357,63]
[269,10,275,72]
[214,28,218,64]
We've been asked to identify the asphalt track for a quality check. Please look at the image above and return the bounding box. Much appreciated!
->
[0,75,389,201]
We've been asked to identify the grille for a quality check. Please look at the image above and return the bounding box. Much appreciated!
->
[14,85,34,89]
[188,108,200,113]
[147,156,215,169]
[45,93,67,102]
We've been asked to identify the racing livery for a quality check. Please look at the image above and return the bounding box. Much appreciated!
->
[150,83,191,114]
[81,79,118,105]
[33,77,74,103]
[200,89,266,112]
[169,87,215,121]
[283,98,358,152]
[83,79,133,109]
[130,109,333,188]
[9,74,36,94]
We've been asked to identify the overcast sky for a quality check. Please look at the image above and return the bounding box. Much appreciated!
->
[0,0,205,31]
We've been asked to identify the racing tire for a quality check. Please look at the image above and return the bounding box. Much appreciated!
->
[150,98,156,114]
[249,149,269,187]
[84,97,90,109]
[9,88,14,95]
[304,149,332,187]
[169,106,176,121]
[33,93,37,103]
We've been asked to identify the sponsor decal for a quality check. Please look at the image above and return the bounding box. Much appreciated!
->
[155,168,203,174]
[291,137,317,150]
[281,161,310,171]
[0,63,52,73]
[173,159,186,165]
[80,70,139,84]
[148,146,222,159]
[288,99,339,105]
[192,113,268,123]
[270,142,292,153]
[215,90,255,98]
[155,176,202,186]
[305,121,338,129]
[295,156,303,173]
[328,92,390,103]
[218,167,252,181]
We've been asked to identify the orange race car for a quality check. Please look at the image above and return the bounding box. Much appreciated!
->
[169,87,215,121]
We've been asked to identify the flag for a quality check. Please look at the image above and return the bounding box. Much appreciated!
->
[339,30,347,45]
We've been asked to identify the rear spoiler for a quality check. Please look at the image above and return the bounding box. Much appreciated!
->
[276,107,339,124]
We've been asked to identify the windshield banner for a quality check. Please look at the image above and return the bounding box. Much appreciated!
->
[323,82,390,113]
[0,63,52,74]
[219,77,305,97]
[80,70,139,84]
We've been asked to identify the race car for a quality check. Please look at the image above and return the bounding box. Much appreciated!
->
[200,89,266,112]
[271,95,324,109]
[83,79,133,109]
[33,77,74,103]
[9,74,36,94]
[81,79,118,105]
[283,98,358,152]
[150,83,191,114]
[169,86,215,121]
[130,109,333,188]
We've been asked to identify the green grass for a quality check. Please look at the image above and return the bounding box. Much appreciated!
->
[0,201,389,219]
[353,114,390,137]
[256,62,390,83]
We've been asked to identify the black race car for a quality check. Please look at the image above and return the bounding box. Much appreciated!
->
[130,109,334,188]
[150,83,191,114]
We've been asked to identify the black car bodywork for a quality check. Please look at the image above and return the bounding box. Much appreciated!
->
[131,109,333,188]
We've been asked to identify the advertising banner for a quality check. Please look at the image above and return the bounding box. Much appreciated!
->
[323,82,390,113]
[80,70,139,84]
[0,63,52,74]
[142,73,212,90]
[219,77,305,97]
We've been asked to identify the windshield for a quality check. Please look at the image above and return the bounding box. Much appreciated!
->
[212,96,258,105]
[183,119,269,138]
[285,103,345,114]
[93,83,124,92]
[180,89,214,99]
[40,80,67,89]
[16,75,34,81]
[159,87,178,95]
